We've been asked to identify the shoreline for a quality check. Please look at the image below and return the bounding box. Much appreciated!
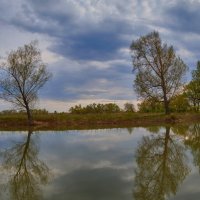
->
[0,113,199,131]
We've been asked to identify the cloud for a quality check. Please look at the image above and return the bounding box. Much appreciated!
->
[50,27,129,61]
[39,57,136,102]
[0,0,200,111]
[164,0,200,34]
[0,0,144,61]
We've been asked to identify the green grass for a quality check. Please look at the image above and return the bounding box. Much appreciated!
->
[0,112,199,131]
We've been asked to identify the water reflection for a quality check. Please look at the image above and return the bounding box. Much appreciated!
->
[0,129,50,200]
[133,127,190,200]
[184,124,200,172]
[0,125,199,199]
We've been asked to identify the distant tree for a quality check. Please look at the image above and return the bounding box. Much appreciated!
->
[124,102,135,112]
[32,109,49,115]
[130,31,188,114]
[169,94,190,112]
[137,97,164,113]
[0,109,17,114]
[69,104,84,114]
[185,61,200,112]
[0,41,52,125]
[69,103,120,114]
[103,103,120,113]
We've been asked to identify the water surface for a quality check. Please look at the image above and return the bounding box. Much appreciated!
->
[0,124,200,199]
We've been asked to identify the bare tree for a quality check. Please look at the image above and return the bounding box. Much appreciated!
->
[130,31,187,114]
[0,41,52,125]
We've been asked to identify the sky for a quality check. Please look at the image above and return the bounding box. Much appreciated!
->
[0,0,200,112]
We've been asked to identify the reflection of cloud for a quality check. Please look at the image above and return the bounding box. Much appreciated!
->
[26,128,142,198]
[172,173,200,200]
[1,126,200,198]
[46,167,132,200]
[37,129,142,184]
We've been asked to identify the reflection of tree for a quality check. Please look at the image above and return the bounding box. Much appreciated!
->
[0,130,50,200]
[145,126,162,134]
[126,127,134,134]
[184,124,200,172]
[171,125,189,136]
[133,127,189,200]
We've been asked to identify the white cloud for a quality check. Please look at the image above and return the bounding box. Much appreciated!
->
[0,100,12,111]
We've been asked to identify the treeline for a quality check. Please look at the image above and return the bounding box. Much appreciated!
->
[0,104,136,115]
[69,103,135,114]
[0,109,49,115]
[69,103,120,114]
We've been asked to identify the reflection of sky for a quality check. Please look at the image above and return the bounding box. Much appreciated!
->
[0,127,200,199]
[40,129,144,199]
[171,172,200,200]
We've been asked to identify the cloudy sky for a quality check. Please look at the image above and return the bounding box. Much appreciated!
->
[0,0,199,112]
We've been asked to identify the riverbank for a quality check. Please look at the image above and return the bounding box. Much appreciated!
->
[0,112,199,131]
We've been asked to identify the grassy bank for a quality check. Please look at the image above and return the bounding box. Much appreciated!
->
[0,112,199,131]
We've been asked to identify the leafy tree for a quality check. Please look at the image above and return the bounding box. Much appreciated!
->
[137,97,164,113]
[130,31,188,114]
[0,41,52,125]
[133,127,189,200]
[69,104,83,114]
[185,82,200,111]
[103,103,120,113]
[169,93,190,112]
[124,102,135,112]
[185,61,200,112]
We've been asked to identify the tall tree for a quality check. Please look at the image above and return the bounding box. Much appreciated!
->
[130,31,188,114]
[0,41,52,125]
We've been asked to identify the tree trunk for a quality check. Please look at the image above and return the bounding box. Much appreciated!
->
[161,71,170,114]
[25,105,33,126]
[164,100,170,114]
[163,93,170,114]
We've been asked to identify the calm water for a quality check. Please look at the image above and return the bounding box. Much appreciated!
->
[0,124,200,200]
